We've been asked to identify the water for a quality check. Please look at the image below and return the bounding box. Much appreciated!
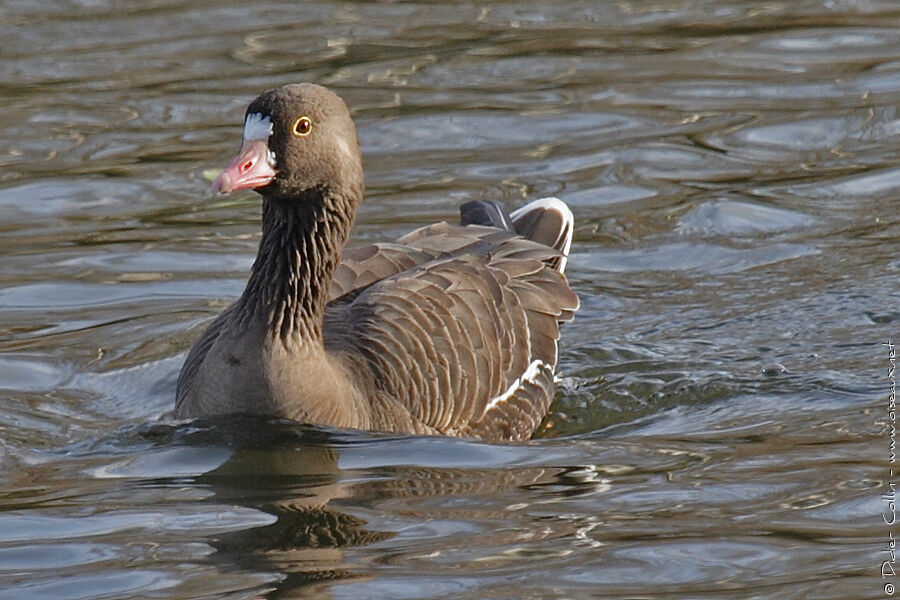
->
[0,1,892,598]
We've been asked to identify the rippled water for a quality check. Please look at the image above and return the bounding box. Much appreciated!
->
[0,1,893,598]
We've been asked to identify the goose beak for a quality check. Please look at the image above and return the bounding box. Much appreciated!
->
[212,139,276,195]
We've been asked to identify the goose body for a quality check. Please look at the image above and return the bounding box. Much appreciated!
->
[175,84,578,441]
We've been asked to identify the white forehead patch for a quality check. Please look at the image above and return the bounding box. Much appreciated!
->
[243,113,273,141]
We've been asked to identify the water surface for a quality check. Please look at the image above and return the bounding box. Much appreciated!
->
[0,1,892,598]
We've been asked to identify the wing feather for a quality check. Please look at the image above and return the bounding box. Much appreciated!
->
[326,225,577,441]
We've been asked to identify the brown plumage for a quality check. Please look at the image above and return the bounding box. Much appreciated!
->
[175,84,578,441]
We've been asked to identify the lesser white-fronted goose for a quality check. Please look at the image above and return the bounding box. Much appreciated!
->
[175,84,578,441]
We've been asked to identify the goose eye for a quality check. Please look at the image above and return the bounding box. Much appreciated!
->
[292,116,312,137]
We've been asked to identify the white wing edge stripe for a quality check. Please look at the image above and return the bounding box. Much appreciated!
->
[510,196,571,225]
[510,197,574,272]
[484,359,547,413]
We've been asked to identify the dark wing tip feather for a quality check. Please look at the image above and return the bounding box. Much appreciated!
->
[459,200,516,231]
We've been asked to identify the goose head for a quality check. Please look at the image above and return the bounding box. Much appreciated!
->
[212,83,362,202]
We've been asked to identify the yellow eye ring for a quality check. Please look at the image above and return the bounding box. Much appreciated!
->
[292,116,312,137]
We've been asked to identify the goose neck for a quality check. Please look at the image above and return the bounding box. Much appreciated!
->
[238,186,354,347]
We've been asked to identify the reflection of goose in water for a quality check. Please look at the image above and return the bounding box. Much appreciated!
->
[203,441,390,594]
[187,421,377,594]
[181,419,594,598]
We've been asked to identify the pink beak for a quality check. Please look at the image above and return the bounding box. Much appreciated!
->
[211,139,276,194]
